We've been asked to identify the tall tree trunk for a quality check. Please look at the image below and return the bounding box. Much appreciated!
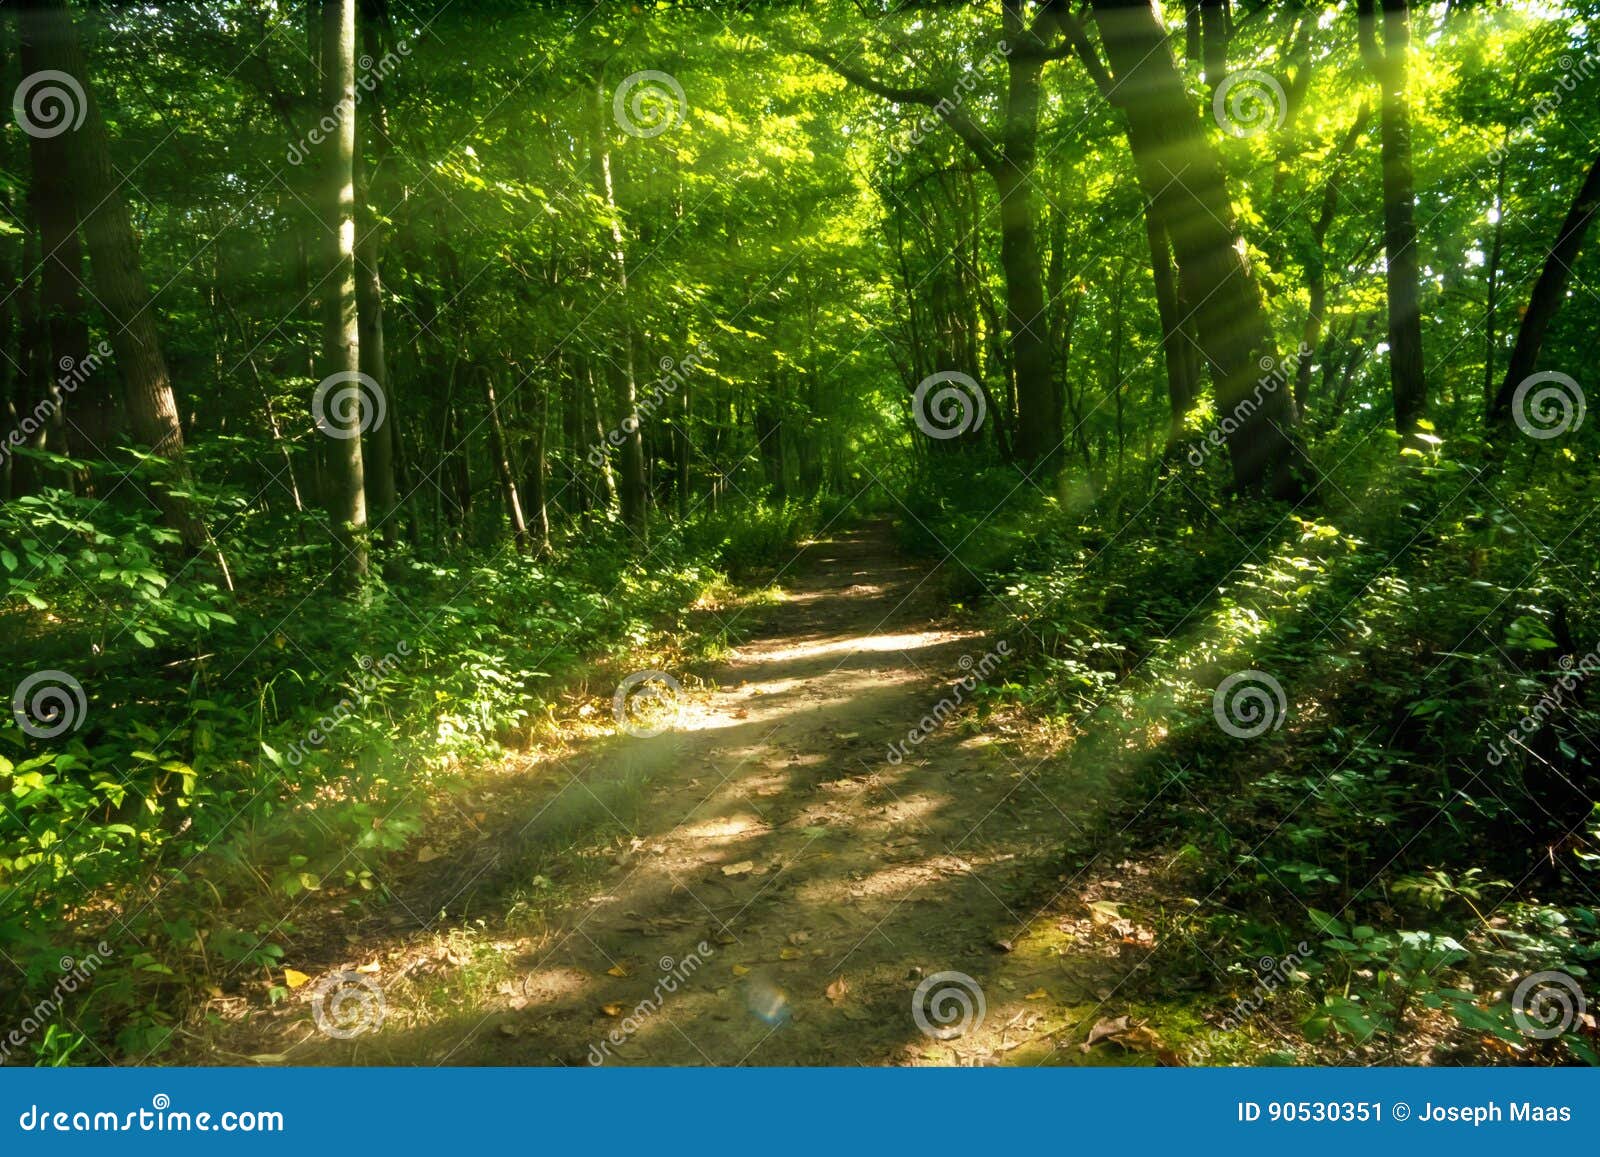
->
[1483,133,1510,409]
[1358,0,1428,443]
[1142,202,1195,456]
[995,7,1061,464]
[1200,0,1228,95]
[19,74,103,465]
[357,0,396,542]
[1296,105,1370,417]
[20,0,209,551]
[1489,149,1600,424]
[1089,0,1302,497]
[809,11,1062,466]
[319,0,368,578]
[483,369,529,552]
[589,73,647,537]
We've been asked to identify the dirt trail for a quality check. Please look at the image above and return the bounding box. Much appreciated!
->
[203,522,1142,1066]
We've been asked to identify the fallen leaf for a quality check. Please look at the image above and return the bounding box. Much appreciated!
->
[787,931,811,946]
[1116,1024,1164,1053]
[993,938,1014,953]
[606,964,629,978]
[473,811,487,824]
[722,860,755,877]
[1080,1015,1132,1052]
[1088,900,1122,923]
[779,947,803,960]
[283,968,311,989]
[355,962,381,974]
[416,845,440,864]
[732,964,751,977]
[1024,988,1049,1001]
[601,1003,623,1017]
[825,975,849,1004]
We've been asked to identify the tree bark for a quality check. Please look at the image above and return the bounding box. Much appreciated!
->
[483,369,529,552]
[356,0,396,542]
[1088,0,1302,497]
[1296,105,1370,417]
[1489,148,1600,424]
[20,0,209,550]
[319,0,369,578]
[1358,0,1428,443]
[589,72,648,537]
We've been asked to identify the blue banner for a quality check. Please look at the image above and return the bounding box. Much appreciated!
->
[3,1068,1593,1154]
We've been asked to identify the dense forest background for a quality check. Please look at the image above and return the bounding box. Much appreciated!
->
[2,0,1598,1066]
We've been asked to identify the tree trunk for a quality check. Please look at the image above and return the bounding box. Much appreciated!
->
[1296,105,1370,417]
[483,369,529,552]
[1142,202,1195,456]
[1089,0,1302,497]
[1489,148,1600,424]
[357,0,396,542]
[319,0,368,578]
[1483,133,1509,408]
[19,74,101,464]
[1359,0,1428,443]
[589,73,647,537]
[20,0,209,550]
[1200,0,1228,95]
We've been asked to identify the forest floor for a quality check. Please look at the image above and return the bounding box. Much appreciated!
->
[180,521,1196,1066]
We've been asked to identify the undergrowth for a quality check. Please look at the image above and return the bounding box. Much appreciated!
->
[899,430,1600,1065]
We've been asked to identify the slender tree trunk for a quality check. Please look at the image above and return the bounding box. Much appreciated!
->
[1142,202,1195,456]
[588,73,647,537]
[1489,148,1600,423]
[357,0,396,542]
[1296,106,1370,417]
[1359,0,1428,443]
[319,0,368,578]
[483,369,529,552]
[1483,134,1509,408]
